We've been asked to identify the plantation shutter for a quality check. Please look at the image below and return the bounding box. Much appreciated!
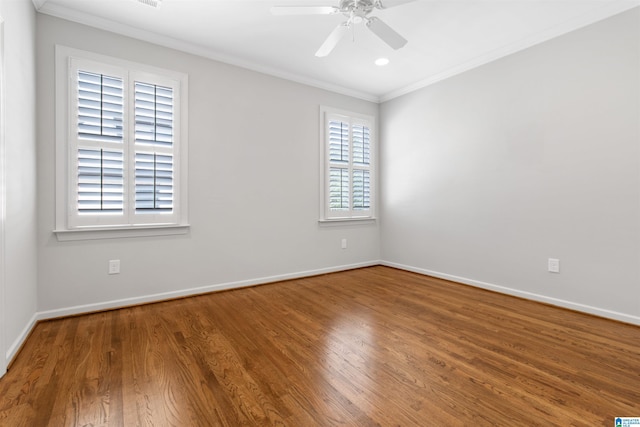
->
[325,112,373,219]
[352,124,371,211]
[77,149,124,213]
[134,81,175,215]
[75,69,125,220]
[328,119,350,211]
[77,71,124,143]
[66,56,184,230]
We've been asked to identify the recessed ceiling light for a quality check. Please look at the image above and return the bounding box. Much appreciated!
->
[375,57,390,66]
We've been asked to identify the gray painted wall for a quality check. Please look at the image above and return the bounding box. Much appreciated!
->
[1,0,38,363]
[36,15,380,317]
[380,8,640,324]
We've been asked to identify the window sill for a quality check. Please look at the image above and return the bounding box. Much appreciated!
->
[54,224,190,241]
[318,217,377,226]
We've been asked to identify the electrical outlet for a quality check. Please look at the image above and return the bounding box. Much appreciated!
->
[341,238,347,249]
[109,259,121,275]
[548,258,560,273]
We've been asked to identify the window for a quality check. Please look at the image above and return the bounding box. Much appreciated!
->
[320,107,375,221]
[55,47,188,239]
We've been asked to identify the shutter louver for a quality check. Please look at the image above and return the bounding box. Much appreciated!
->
[77,148,124,213]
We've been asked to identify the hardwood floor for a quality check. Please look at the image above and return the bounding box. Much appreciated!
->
[0,266,638,426]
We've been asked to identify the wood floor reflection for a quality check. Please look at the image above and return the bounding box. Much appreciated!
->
[1,266,638,426]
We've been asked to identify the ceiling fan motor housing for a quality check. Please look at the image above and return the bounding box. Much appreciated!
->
[339,0,377,22]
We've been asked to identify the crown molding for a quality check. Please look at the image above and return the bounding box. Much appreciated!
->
[36,2,381,103]
[31,0,48,11]
[35,0,639,105]
[379,0,640,103]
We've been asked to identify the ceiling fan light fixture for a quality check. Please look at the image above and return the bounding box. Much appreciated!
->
[272,0,415,57]
[375,57,389,66]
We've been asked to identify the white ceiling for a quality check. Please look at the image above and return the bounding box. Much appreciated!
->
[34,0,639,102]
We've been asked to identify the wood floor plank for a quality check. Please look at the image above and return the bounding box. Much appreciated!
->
[0,266,638,426]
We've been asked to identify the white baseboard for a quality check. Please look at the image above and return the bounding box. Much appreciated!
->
[35,260,380,321]
[4,261,378,365]
[8,258,637,366]
[381,261,640,326]
[6,312,38,364]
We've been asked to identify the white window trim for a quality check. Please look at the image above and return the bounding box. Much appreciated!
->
[54,45,189,240]
[319,106,376,223]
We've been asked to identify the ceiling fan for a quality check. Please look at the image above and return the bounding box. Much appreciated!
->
[271,0,415,57]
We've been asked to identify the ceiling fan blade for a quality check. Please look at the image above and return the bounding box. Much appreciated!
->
[270,6,339,15]
[366,16,407,50]
[315,23,350,57]
[375,0,417,9]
